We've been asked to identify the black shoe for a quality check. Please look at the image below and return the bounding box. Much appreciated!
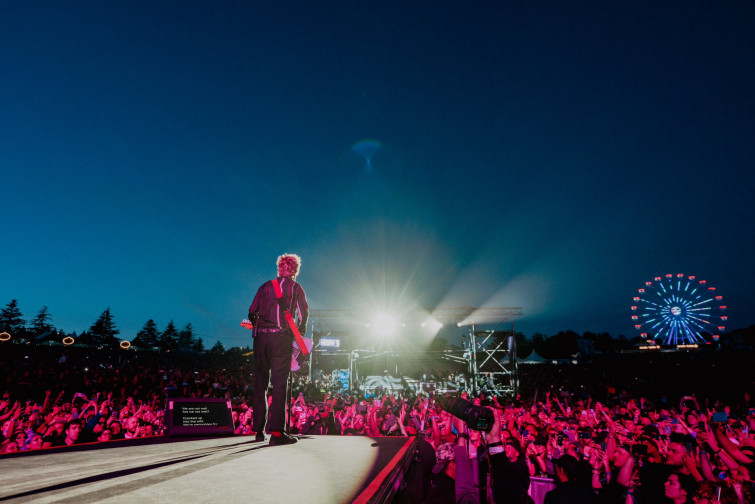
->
[269,433,298,446]
[254,433,265,442]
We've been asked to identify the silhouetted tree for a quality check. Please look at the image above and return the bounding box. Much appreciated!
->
[0,299,26,336]
[160,320,179,351]
[133,319,161,348]
[88,308,120,346]
[515,332,533,359]
[210,340,225,354]
[531,332,546,356]
[177,323,195,350]
[192,337,204,352]
[590,331,621,353]
[542,330,580,359]
[29,306,54,337]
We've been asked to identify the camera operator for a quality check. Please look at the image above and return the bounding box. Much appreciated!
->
[428,441,458,504]
[451,414,484,504]
[486,414,532,504]
[394,404,437,504]
[434,393,532,504]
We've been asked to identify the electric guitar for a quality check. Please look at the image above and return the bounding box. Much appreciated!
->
[241,319,313,372]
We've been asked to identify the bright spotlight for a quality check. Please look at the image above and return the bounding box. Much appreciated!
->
[422,317,443,332]
[373,314,399,337]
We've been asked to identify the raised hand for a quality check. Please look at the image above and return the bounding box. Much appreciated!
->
[486,406,502,443]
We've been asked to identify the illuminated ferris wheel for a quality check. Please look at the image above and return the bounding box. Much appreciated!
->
[631,273,727,346]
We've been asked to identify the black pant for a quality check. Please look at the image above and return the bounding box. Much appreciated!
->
[252,331,292,433]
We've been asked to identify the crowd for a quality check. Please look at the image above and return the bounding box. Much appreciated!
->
[1,345,754,504]
[0,346,254,453]
[388,390,755,504]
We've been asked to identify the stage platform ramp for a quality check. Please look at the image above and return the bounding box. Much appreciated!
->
[0,435,416,504]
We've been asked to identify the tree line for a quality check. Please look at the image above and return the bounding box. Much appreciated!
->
[3,298,753,359]
[0,299,209,352]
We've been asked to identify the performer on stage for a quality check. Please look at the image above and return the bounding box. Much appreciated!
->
[249,253,309,446]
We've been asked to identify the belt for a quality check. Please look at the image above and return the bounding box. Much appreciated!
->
[256,328,283,333]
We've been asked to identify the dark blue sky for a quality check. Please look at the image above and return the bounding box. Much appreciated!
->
[2,2,753,348]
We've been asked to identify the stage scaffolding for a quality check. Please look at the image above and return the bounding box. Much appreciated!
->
[308,307,523,397]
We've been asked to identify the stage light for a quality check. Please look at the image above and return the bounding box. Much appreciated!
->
[372,314,399,337]
[420,317,444,335]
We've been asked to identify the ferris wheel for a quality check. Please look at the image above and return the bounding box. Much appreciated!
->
[631,273,727,346]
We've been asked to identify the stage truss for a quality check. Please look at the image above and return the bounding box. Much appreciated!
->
[307,307,523,397]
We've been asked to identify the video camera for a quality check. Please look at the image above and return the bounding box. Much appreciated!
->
[435,394,495,432]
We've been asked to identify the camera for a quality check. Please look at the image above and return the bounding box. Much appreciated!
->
[434,394,494,432]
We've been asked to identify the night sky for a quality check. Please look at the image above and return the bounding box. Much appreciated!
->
[2,2,754,349]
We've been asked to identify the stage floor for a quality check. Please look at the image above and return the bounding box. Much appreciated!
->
[0,435,414,503]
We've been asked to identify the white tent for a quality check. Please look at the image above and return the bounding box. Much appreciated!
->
[518,350,550,364]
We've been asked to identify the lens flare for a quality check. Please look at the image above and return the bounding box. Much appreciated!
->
[372,314,399,338]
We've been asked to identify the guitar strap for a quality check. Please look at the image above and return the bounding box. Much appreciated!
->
[271,279,310,356]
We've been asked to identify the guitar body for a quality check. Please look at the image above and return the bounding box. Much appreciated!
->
[290,337,313,372]
[241,319,312,372]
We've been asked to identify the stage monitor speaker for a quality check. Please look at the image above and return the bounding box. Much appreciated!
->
[165,398,235,437]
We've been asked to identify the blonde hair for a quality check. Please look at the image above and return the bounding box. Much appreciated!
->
[277,253,302,279]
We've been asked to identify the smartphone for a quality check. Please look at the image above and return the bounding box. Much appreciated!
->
[632,444,648,456]
[711,412,728,423]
